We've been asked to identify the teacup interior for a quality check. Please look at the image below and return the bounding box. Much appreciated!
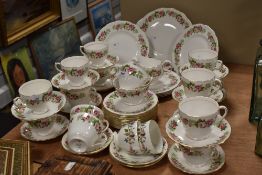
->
[182,68,214,82]
[190,49,217,60]
[62,56,89,67]
[180,97,218,117]
[138,56,161,68]
[19,79,51,96]
[85,43,107,51]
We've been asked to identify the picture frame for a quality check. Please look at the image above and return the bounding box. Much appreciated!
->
[0,46,37,96]
[60,0,87,23]
[0,0,60,46]
[88,0,114,36]
[29,18,82,80]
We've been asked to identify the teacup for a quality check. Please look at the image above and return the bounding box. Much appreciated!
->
[188,49,222,71]
[13,79,52,114]
[67,113,109,153]
[55,56,89,87]
[181,68,222,97]
[80,41,108,66]
[114,120,163,155]
[179,96,228,140]
[132,56,173,78]
[178,144,219,166]
[27,116,54,136]
[113,63,152,105]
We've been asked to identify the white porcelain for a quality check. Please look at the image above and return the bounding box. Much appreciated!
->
[172,24,219,72]
[113,63,152,105]
[149,71,180,97]
[188,49,220,70]
[180,62,229,80]
[94,79,114,92]
[103,90,158,115]
[11,91,66,121]
[181,68,222,97]
[137,8,192,61]
[110,137,168,168]
[13,79,52,114]
[61,89,102,113]
[179,96,228,140]
[55,56,90,87]
[168,143,225,174]
[27,117,55,136]
[172,84,225,103]
[62,128,113,155]
[67,112,109,153]
[95,20,149,65]
[80,41,108,66]
[20,114,69,141]
[165,110,231,148]
[51,70,100,90]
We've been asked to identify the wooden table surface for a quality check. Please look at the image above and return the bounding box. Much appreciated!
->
[3,64,262,175]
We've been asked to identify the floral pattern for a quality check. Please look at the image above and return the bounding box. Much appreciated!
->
[22,126,33,140]
[63,68,86,77]
[71,106,103,119]
[181,117,214,128]
[24,91,52,106]
[96,21,149,56]
[71,114,103,133]
[183,81,211,93]
[137,123,152,154]
[188,58,213,70]
[86,50,107,60]
[64,91,85,100]
[28,118,52,128]
[173,25,218,67]
[140,9,190,32]
[147,68,162,77]
[123,122,138,154]
[168,119,178,131]
[120,64,144,79]
[178,146,203,156]
[87,70,99,84]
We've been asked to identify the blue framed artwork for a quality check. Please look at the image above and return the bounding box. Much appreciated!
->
[88,0,114,35]
[29,18,82,80]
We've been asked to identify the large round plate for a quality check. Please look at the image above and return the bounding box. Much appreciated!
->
[95,20,149,65]
[172,24,219,72]
[137,8,192,61]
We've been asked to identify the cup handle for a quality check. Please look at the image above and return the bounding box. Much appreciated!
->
[161,60,173,72]
[55,62,62,72]
[215,60,223,70]
[210,146,220,159]
[100,120,109,133]
[218,106,228,121]
[211,78,223,95]
[80,46,86,55]
[13,97,26,108]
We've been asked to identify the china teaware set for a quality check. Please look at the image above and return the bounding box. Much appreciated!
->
[10,7,231,174]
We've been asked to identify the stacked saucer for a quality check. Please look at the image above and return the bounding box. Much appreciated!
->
[51,56,101,113]
[80,41,120,91]
[103,63,158,128]
[110,120,168,168]
[11,79,69,141]
[166,97,231,174]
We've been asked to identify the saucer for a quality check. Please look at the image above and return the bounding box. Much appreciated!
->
[51,70,100,90]
[11,91,66,121]
[94,79,114,92]
[149,71,180,97]
[165,110,231,148]
[172,85,225,103]
[61,128,113,155]
[89,55,119,69]
[109,137,168,168]
[168,143,225,174]
[103,90,158,115]
[20,114,69,141]
[180,63,229,79]
[61,91,102,113]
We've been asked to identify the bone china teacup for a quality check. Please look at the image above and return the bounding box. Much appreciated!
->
[67,113,109,153]
[80,41,108,66]
[179,96,228,140]
[55,56,89,87]
[181,68,222,97]
[13,79,52,114]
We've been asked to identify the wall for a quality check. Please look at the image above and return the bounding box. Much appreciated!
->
[120,0,262,65]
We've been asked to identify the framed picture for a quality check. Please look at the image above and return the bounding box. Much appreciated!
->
[88,0,114,36]
[0,0,60,46]
[60,0,87,23]
[29,18,82,80]
[0,46,36,96]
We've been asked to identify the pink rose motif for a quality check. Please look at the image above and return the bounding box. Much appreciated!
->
[198,120,207,128]
[207,119,214,127]
[182,118,188,125]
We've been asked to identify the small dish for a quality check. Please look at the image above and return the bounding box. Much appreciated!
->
[168,143,225,174]
[149,71,180,97]
[51,70,100,90]
[109,137,168,168]
[165,110,231,148]
[20,114,69,141]
[11,91,66,121]
[61,128,113,155]
[172,85,226,103]
[103,90,158,115]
